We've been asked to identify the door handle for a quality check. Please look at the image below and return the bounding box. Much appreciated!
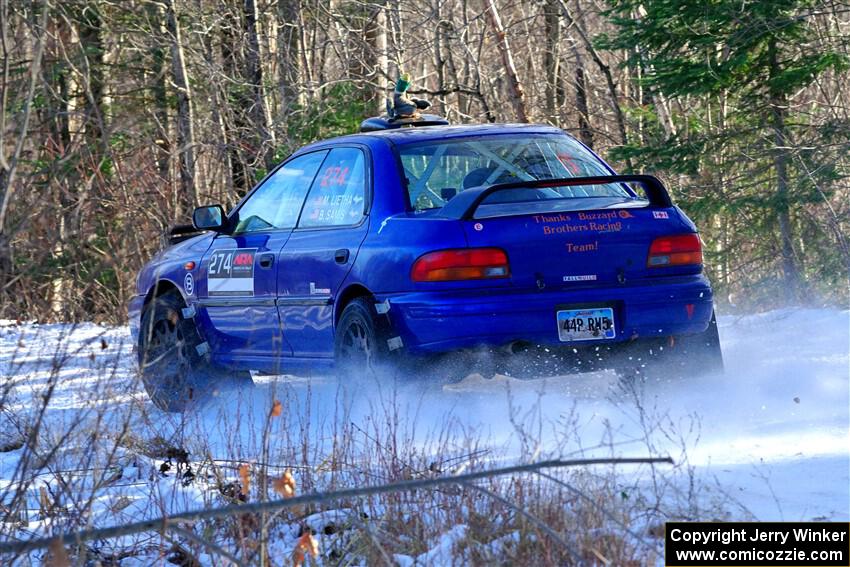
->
[258,253,274,268]
[334,249,350,264]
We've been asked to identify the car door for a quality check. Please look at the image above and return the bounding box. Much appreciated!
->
[277,146,371,358]
[197,150,328,366]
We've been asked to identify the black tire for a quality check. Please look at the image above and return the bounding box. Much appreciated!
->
[138,291,252,412]
[614,310,724,378]
[334,298,395,378]
[333,298,493,384]
[668,310,724,375]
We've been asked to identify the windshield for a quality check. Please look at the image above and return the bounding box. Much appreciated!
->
[396,134,634,212]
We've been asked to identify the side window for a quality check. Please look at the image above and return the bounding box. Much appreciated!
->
[298,147,367,228]
[234,151,327,233]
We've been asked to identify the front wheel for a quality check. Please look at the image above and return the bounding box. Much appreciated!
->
[138,291,252,412]
[138,291,207,412]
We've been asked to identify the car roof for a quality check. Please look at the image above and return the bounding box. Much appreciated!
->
[296,123,567,153]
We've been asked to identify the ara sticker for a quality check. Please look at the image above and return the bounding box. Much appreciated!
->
[652,211,669,219]
[183,272,194,295]
[207,248,256,297]
[474,222,484,231]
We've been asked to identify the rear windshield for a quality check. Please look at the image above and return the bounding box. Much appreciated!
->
[396,134,632,212]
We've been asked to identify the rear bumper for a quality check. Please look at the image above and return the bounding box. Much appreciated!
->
[378,275,714,354]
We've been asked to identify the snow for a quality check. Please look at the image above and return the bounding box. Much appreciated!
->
[0,308,847,562]
[394,524,468,566]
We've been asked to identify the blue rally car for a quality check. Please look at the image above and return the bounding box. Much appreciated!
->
[130,122,722,411]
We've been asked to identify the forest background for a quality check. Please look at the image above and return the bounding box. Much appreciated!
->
[0,0,847,322]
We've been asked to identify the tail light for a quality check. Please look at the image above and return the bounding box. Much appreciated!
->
[647,234,702,267]
[411,248,510,282]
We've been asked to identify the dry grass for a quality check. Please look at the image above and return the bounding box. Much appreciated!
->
[0,321,742,566]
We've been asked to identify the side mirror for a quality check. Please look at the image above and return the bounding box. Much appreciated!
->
[192,205,227,231]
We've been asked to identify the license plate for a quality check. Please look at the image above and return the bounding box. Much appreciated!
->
[557,308,616,342]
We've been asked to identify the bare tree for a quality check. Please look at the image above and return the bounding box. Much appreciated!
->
[559,0,629,151]
[147,1,171,183]
[543,0,563,124]
[165,0,198,216]
[483,0,528,122]
[277,0,304,114]
[244,0,275,169]
[0,0,48,279]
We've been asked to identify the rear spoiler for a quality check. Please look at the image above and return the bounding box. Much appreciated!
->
[436,175,673,220]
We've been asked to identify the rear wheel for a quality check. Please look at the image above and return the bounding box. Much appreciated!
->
[667,310,724,374]
[614,311,724,378]
[334,298,394,378]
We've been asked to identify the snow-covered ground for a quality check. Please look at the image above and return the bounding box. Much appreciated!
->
[0,308,848,562]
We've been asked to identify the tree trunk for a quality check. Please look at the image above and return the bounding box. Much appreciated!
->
[387,0,403,81]
[244,0,275,169]
[0,0,48,283]
[165,0,198,216]
[375,2,389,113]
[62,1,106,249]
[572,44,593,149]
[199,11,235,203]
[277,0,304,114]
[221,22,251,194]
[0,226,10,280]
[768,39,802,302]
[543,0,561,124]
[433,0,446,116]
[45,12,73,316]
[558,0,630,166]
[77,3,105,151]
[148,1,170,183]
[483,0,528,122]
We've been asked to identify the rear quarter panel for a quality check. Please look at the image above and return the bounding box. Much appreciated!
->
[352,215,472,293]
[343,138,478,294]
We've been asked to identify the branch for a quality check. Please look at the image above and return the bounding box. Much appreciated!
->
[166,524,246,567]
[483,0,529,122]
[0,0,10,171]
[558,0,631,155]
[408,85,493,98]
[535,470,657,552]
[0,456,672,556]
[463,480,582,562]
